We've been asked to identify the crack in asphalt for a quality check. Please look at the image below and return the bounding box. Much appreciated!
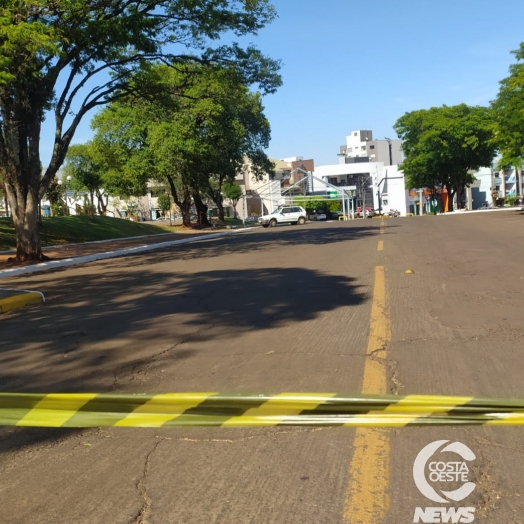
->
[131,438,167,524]
[111,327,213,390]
[388,358,403,395]
[367,345,387,361]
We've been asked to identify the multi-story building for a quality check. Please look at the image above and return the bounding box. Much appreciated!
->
[471,163,522,208]
[338,130,403,166]
[315,130,408,215]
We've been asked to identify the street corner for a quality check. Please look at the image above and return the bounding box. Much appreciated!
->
[0,288,45,315]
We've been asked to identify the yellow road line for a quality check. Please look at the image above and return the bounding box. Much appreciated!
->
[344,266,391,523]
[377,240,384,251]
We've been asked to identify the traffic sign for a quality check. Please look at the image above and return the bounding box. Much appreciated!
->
[328,191,338,199]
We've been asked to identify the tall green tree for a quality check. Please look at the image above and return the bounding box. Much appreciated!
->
[0,0,280,260]
[394,104,496,210]
[92,64,275,226]
[45,179,65,216]
[162,65,273,222]
[157,192,172,223]
[491,43,524,198]
[222,181,243,218]
[64,143,107,217]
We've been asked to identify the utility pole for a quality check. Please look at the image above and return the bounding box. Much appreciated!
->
[362,176,366,219]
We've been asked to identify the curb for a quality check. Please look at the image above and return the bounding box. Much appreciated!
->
[0,228,255,280]
[0,231,178,255]
[0,290,45,314]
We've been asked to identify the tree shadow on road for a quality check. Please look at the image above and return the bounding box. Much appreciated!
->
[0,265,367,456]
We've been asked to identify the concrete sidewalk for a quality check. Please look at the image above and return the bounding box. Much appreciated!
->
[0,288,45,314]
[0,227,256,279]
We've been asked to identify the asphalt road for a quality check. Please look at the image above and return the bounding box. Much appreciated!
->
[1,210,524,523]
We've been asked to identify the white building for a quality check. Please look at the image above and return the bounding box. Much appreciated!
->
[339,130,403,166]
[314,160,408,216]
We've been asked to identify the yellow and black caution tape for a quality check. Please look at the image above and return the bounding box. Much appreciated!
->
[3,393,524,428]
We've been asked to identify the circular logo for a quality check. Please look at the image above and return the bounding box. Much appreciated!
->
[413,440,476,503]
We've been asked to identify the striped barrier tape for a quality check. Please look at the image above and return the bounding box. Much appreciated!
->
[4,393,524,428]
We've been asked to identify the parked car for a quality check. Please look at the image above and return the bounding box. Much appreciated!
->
[381,209,400,217]
[356,207,375,218]
[259,206,307,227]
[310,210,327,221]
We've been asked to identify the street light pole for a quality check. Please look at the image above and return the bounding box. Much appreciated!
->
[242,193,246,227]
[57,175,72,215]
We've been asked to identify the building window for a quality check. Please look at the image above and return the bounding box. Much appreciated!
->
[354,132,357,136]
[370,145,375,149]
[361,146,366,151]
[347,147,352,153]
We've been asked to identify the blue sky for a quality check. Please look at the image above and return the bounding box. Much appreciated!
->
[42,0,524,168]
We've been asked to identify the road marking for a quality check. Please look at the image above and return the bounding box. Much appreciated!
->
[377,240,384,251]
[344,266,391,523]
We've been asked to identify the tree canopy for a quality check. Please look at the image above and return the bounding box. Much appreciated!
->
[491,43,524,197]
[394,104,496,210]
[63,142,109,216]
[91,64,274,225]
[0,0,281,259]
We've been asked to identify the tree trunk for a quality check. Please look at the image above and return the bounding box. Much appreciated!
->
[7,183,45,261]
[516,165,523,200]
[231,199,239,219]
[89,190,95,219]
[2,187,8,217]
[1,105,52,260]
[96,190,108,216]
[216,199,225,221]
[166,175,192,227]
[456,186,464,209]
[192,189,211,227]
[208,189,225,221]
